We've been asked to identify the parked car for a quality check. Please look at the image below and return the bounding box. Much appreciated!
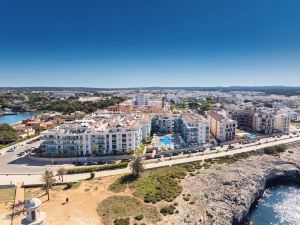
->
[145,155,153,160]
[120,158,131,163]
[171,152,180,156]
[183,150,192,154]
[191,149,199,153]
[163,153,172,158]
[85,161,97,166]
[106,160,116,164]
[74,161,84,166]
[153,154,162,159]
[97,160,106,165]
[7,148,14,152]
[210,147,216,150]
[199,147,206,151]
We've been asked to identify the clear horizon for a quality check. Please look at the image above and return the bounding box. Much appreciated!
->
[1,0,300,87]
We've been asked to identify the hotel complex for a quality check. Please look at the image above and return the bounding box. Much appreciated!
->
[42,112,151,156]
[42,111,210,156]
[41,91,292,156]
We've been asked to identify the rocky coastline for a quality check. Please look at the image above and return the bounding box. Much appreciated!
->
[159,143,300,225]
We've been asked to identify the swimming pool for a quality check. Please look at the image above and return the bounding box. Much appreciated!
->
[160,136,173,145]
[244,133,257,139]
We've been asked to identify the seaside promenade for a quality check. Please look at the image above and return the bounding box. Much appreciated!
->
[0,133,300,186]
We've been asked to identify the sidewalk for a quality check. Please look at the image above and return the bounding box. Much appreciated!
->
[11,182,25,225]
[1,135,300,186]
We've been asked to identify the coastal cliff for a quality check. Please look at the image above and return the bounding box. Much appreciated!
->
[159,143,300,225]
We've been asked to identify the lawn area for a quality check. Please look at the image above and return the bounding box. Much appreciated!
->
[97,195,160,225]
[0,187,16,202]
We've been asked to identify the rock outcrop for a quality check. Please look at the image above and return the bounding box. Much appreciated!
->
[159,143,300,225]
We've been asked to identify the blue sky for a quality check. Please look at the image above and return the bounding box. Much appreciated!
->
[0,0,300,87]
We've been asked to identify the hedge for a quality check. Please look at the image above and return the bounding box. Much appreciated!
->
[66,162,128,174]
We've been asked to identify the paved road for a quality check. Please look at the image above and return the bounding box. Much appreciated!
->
[0,132,299,185]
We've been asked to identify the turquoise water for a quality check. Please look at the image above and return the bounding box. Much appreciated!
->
[244,134,257,139]
[159,136,173,145]
[0,112,36,124]
[247,184,300,225]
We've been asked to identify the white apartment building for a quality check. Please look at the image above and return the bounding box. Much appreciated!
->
[42,113,151,156]
[134,91,148,106]
[179,113,210,146]
[207,111,237,142]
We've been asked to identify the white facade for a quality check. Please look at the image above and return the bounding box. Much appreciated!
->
[42,113,151,156]
[24,198,46,225]
[134,91,148,105]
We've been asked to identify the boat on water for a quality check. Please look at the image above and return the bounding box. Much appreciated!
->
[2,112,20,115]
[1,108,20,116]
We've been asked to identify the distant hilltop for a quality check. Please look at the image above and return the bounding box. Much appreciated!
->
[1,86,300,96]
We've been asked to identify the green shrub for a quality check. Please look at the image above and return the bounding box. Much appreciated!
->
[135,214,144,221]
[114,218,130,225]
[66,162,128,174]
[65,182,73,189]
[109,174,137,193]
[90,172,95,179]
[160,205,176,215]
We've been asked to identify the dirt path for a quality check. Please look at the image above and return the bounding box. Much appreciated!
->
[11,182,24,225]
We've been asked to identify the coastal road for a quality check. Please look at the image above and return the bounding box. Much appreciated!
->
[0,131,300,185]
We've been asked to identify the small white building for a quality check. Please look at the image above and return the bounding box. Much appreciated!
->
[23,198,46,225]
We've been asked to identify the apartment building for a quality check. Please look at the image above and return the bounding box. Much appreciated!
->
[134,90,148,106]
[274,113,290,133]
[42,113,151,156]
[42,110,211,156]
[151,114,174,134]
[227,109,254,130]
[178,113,210,146]
[207,111,237,142]
[252,112,275,134]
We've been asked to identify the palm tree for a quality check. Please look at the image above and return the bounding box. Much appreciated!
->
[57,167,67,182]
[41,169,56,201]
[130,156,144,177]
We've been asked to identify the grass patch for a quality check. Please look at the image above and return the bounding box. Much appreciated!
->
[110,164,202,204]
[114,218,130,225]
[97,195,159,225]
[0,188,15,202]
[109,174,136,193]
